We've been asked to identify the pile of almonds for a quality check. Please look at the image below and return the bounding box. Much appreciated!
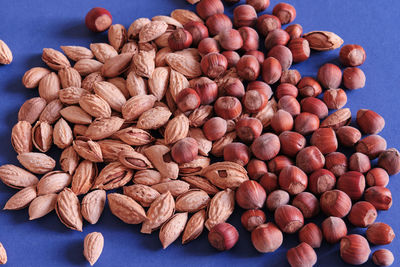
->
[0,0,398,266]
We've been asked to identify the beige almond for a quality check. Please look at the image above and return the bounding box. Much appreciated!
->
[155,32,171,48]
[303,31,344,51]
[182,209,206,244]
[320,108,351,130]
[101,53,133,78]
[126,71,147,97]
[74,125,88,137]
[3,186,37,210]
[166,53,201,78]
[92,162,133,190]
[211,131,236,157]
[37,171,72,195]
[39,99,63,124]
[179,156,210,176]
[115,127,154,146]
[17,152,55,174]
[55,188,83,231]
[169,69,189,102]
[81,190,106,224]
[188,128,212,156]
[137,106,172,130]
[71,160,97,195]
[59,86,88,105]
[139,21,168,43]
[98,139,132,162]
[58,67,82,89]
[118,149,153,170]
[176,48,201,62]
[60,106,92,124]
[74,59,103,76]
[72,137,103,162]
[78,93,111,118]
[127,18,151,40]
[148,67,170,101]
[61,45,94,62]
[28,193,58,220]
[53,118,73,149]
[84,232,104,266]
[141,191,175,234]
[38,72,61,102]
[85,116,124,140]
[90,43,118,63]
[60,146,80,175]
[108,77,129,99]
[0,164,38,189]
[18,97,47,124]
[108,193,147,224]
[0,40,12,64]
[11,120,33,154]
[201,161,249,189]
[132,50,156,78]
[94,81,126,112]
[170,9,203,25]
[0,242,7,264]
[155,47,172,67]
[205,188,235,230]
[32,120,53,153]
[108,24,127,51]
[144,145,179,179]
[123,184,160,207]
[164,113,189,144]
[121,94,157,121]
[189,105,213,127]
[152,15,183,28]
[159,212,188,249]
[133,169,165,186]
[175,189,210,213]
[151,180,190,197]
[22,67,51,88]
[42,48,71,70]
[181,176,219,195]
[82,72,105,92]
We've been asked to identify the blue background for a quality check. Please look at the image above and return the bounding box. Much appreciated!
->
[0,0,399,266]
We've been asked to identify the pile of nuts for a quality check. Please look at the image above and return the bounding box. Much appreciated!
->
[0,0,398,266]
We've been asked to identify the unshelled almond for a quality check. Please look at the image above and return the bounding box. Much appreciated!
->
[141,191,175,234]
[17,152,56,174]
[83,232,104,266]
[81,190,106,224]
[28,193,58,220]
[38,72,61,101]
[37,171,72,195]
[3,186,37,210]
[39,99,63,124]
[58,67,81,89]
[92,162,133,190]
[0,40,13,64]
[159,212,188,249]
[55,188,83,231]
[11,120,33,154]
[53,118,73,149]
[22,67,51,88]
[61,45,94,62]
[108,193,147,224]
[42,48,70,70]
[182,209,206,244]
[32,121,53,152]
[0,242,7,264]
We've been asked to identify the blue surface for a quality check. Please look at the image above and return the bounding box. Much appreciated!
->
[0,0,399,266]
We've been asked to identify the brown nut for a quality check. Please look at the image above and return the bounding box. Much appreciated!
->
[198,37,220,56]
[259,172,278,193]
[378,148,400,175]
[364,186,392,210]
[272,2,296,25]
[285,24,303,40]
[251,223,283,253]
[296,146,325,174]
[190,77,218,105]
[297,77,322,98]
[356,109,385,135]
[340,234,371,265]
[246,159,268,180]
[221,77,245,98]
[200,52,228,79]
[217,29,243,51]
[324,152,348,177]
[222,51,240,68]
[308,169,336,195]
[176,88,201,112]
[279,131,306,157]
[271,109,294,134]
[235,117,263,143]
[251,133,280,161]
[310,127,337,154]
[196,0,224,19]
[298,223,322,248]
[239,26,259,52]
[246,0,270,12]
[236,55,260,81]
[286,243,317,267]
[233,4,257,28]
[278,166,308,195]
[322,216,347,244]
[339,44,366,67]
[214,96,242,120]
[343,67,366,90]
[336,126,361,147]
[372,249,394,267]
[223,142,250,166]
[317,63,342,89]
[366,222,395,245]
[320,189,352,218]
[208,222,238,251]
[266,189,290,211]
[323,88,347,109]
[268,155,293,175]
[267,45,293,70]
[280,69,301,85]
[366,168,389,187]
[235,180,266,209]
[274,205,304,234]
[241,209,266,231]
[184,21,209,46]
[288,38,310,63]
[203,117,227,141]
[245,50,264,65]
[278,96,301,116]
[348,201,377,228]
[261,57,282,84]
[206,13,232,36]
[168,28,193,51]
[294,112,320,136]
[256,14,281,37]
[171,137,199,164]
[264,29,290,50]
[356,135,387,159]
[300,97,329,119]
[276,83,298,99]
[336,171,365,200]
[348,152,371,173]
[292,192,320,218]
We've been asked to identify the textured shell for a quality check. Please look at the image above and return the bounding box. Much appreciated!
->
[132,50,156,78]
[123,184,160,207]
[182,209,206,244]
[61,45,94,61]
[188,128,212,156]
[32,121,53,152]
[169,69,189,102]
[0,242,7,264]
[18,97,47,124]
[151,180,190,197]
[42,48,71,70]
[128,18,151,40]
[81,190,106,224]
[121,94,157,121]
[17,152,56,174]
[189,105,213,128]
[166,53,202,78]
[53,118,73,149]
[303,31,344,51]
[82,72,105,92]
[39,72,61,101]
[137,106,172,130]
[98,139,132,162]
[115,127,154,146]
[0,40,13,64]
[133,170,164,186]
[74,59,103,76]
[205,189,235,230]
[144,145,179,179]
[72,137,103,162]
[92,162,133,190]
[28,193,58,220]
[254,98,278,127]
[170,9,203,25]
[84,232,104,266]
[181,176,219,195]
[85,116,124,140]
[39,99,63,124]
[175,189,210,213]
[126,71,147,97]
[139,21,168,43]
[4,186,37,210]
[11,120,32,154]
[108,24,128,51]
[94,81,127,112]
[0,164,38,189]
[79,93,112,118]
[164,113,189,144]
[201,161,249,189]
[141,191,175,234]
[55,188,83,231]
[159,212,188,249]
[22,67,51,88]
[321,108,351,130]
[211,132,236,157]
[58,67,81,89]
[101,53,133,78]
[71,160,97,195]
[90,43,118,63]
[60,146,80,175]
[37,171,72,195]
[179,156,210,176]
[107,193,147,224]
[60,106,92,125]
[118,148,153,170]
[60,87,90,105]
[148,67,170,101]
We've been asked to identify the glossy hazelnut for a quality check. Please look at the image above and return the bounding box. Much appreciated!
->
[297,77,322,98]
[247,159,268,180]
[366,168,389,187]
[171,137,199,164]
[251,223,283,253]
[198,37,220,56]
[266,189,290,211]
[339,44,366,67]
[278,165,308,195]
[203,117,227,141]
[267,45,293,70]
[233,4,257,28]
[190,77,218,105]
[340,234,371,265]
[262,57,282,84]
[308,169,336,195]
[356,109,385,135]
[274,205,304,234]
[336,171,366,200]
[206,14,232,36]
[201,52,228,79]
[85,7,112,32]
[241,209,266,231]
[298,223,322,248]
[323,88,347,109]
[259,172,278,193]
[310,128,337,154]
[356,135,387,159]
[317,63,342,89]
[242,87,269,113]
[217,29,243,51]
[278,96,301,116]
[288,38,310,63]
[251,133,280,161]
[336,126,362,147]
[292,192,320,218]
[285,24,303,40]
[343,67,366,90]
[176,88,201,112]
[296,146,325,173]
[235,180,267,209]
[245,50,264,64]
[196,0,224,20]
[208,222,238,251]
[378,148,400,175]
[247,81,273,99]
[348,201,377,228]
[366,222,395,245]
[271,110,294,134]
[349,152,371,173]
[184,21,209,47]
[320,189,352,218]
[322,216,347,244]
[372,249,394,267]
[268,155,293,175]
[236,55,260,81]
[364,186,392,210]
[294,112,320,136]
[279,131,306,157]
[287,242,317,267]
[246,0,270,12]
[256,14,281,36]
[325,152,348,177]
[221,51,240,68]
[280,69,301,85]
[168,28,193,51]
[239,27,259,52]
[221,77,244,98]
[223,142,250,166]
[236,117,263,143]
[272,2,296,24]
[300,97,329,119]
[265,29,290,50]
[276,83,298,99]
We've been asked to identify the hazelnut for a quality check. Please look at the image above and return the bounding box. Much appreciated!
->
[285,24,303,40]
[190,77,218,105]
[245,50,264,64]
[222,51,240,68]
[308,169,336,195]
[196,0,224,20]
[267,45,293,70]
[217,29,243,51]
[198,38,220,56]
[366,222,395,245]
[297,77,322,98]
[280,69,301,85]
[296,146,325,174]
[356,135,387,159]
[278,165,308,195]
[349,152,371,173]
[171,137,199,164]
[251,223,283,253]
[223,142,250,166]
[366,168,389,187]
[85,7,112,32]
[242,87,269,113]
[256,14,281,36]
[235,180,267,209]
[372,249,394,267]
[251,133,280,161]
[272,3,296,25]
[236,55,260,81]
[241,209,266,231]
[246,0,270,12]
[264,29,290,50]
[235,117,263,143]
[276,83,298,99]
[292,192,320,218]
[271,109,294,134]
[168,28,193,51]
[274,205,304,234]
[300,97,328,119]
[310,127,337,154]
[262,57,282,84]
[268,155,293,175]
[278,96,301,116]
[294,112,320,136]
[364,186,392,210]
[320,189,352,218]
[266,189,290,211]
[298,223,323,248]
[214,96,242,120]
[247,159,268,180]
[323,88,347,109]
[239,27,259,52]
[176,88,201,112]
[348,201,377,228]
[222,77,245,98]
[279,131,306,157]
[356,109,385,134]
[317,63,342,89]
[200,52,228,79]
[208,222,238,251]
[184,21,209,47]
[324,152,348,177]
[233,4,257,28]
[288,38,310,63]
[340,234,371,265]
[339,44,366,67]
[203,117,227,141]
[287,243,317,267]
[322,216,347,244]
[319,108,352,129]
[206,14,232,36]
[259,172,278,193]
[336,126,362,147]
[343,67,366,90]
[336,171,366,200]
[378,148,400,175]
[247,81,273,99]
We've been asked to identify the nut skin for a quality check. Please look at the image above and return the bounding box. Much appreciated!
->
[236,55,260,81]
[317,63,342,89]
[366,168,389,187]
[176,88,201,112]
[251,133,280,161]
[288,38,310,63]
[378,148,400,175]
[274,205,304,234]
[343,67,366,90]
[235,117,263,143]
[292,192,320,218]
[279,131,306,157]
[300,97,329,119]
[85,7,112,32]
[190,77,218,105]
[366,222,395,245]
[198,38,220,56]
[271,109,294,134]
[208,223,239,251]
[276,83,298,99]
[348,152,371,173]
[235,180,267,209]
[206,14,233,36]
[264,29,290,50]
[201,52,228,79]
[372,249,394,267]
[308,169,336,195]
[247,81,273,99]
[323,88,347,109]
[184,21,209,47]
[339,44,366,67]
[297,77,322,98]
[233,4,257,28]
[203,117,227,141]
[259,172,278,193]
[310,127,337,154]
[196,0,224,20]
[168,28,193,51]
[268,155,293,175]
[364,186,392,211]
[222,77,245,98]
[266,189,290,211]
[218,28,243,51]
[356,135,387,159]
[336,171,365,200]
[262,57,282,84]
[214,96,242,120]
[285,24,303,40]
[340,234,371,265]
[278,166,308,195]
[256,14,281,37]
[296,146,325,174]
[356,109,385,134]
[272,2,296,25]
[239,27,260,52]
[171,137,199,164]
[245,50,264,65]
[246,0,270,12]
[222,51,240,68]
[286,242,317,267]
[348,201,377,228]
[336,126,362,147]
[320,189,352,218]
[223,142,250,166]
[241,209,266,231]
[322,216,347,244]
[267,45,293,70]
[251,223,283,253]
[324,152,348,177]
[278,96,301,116]
[294,112,320,136]
[246,159,268,180]
[298,223,323,248]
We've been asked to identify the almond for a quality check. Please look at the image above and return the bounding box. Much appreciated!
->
[3,186,37,210]
[83,232,104,266]
[114,127,154,146]
[126,71,147,96]
[55,188,83,231]
[121,94,157,121]
[152,15,183,28]
[28,193,58,220]
[118,148,153,170]
[0,40,13,64]
[170,9,203,25]
[17,152,56,174]
[92,162,133,190]
[11,120,33,154]
[61,45,94,62]
[38,72,61,102]
[85,116,124,140]
[151,180,190,197]
[148,67,170,101]
[211,132,236,157]
[181,176,219,195]
[32,121,53,152]
[169,69,189,102]
[74,59,103,76]
[123,184,160,207]
[205,188,235,230]
[81,190,106,224]
[133,170,165,186]
[188,105,213,128]
[90,43,118,63]
[71,160,97,195]
[159,212,188,249]
[58,67,82,89]
[179,156,210,176]
[39,99,64,124]
[60,146,80,175]
[132,50,156,78]
[201,161,249,189]
[42,48,71,70]
[175,189,210,213]
[108,24,127,51]
[141,191,175,234]
[164,113,189,144]
[18,97,47,124]
[78,93,111,118]
[101,53,133,78]
[108,77,130,99]
[82,72,105,92]
[22,67,51,88]
[155,47,172,67]
[0,164,38,189]
[303,31,344,51]
[182,209,206,244]
[53,118,73,149]
[144,145,179,179]
[60,106,92,124]
[0,242,7,264]
[128,18,151,40]
[60,87,88,105]
[188,128,212,156]
[37,171,72,195]
[166,53,201,78]
[93,81,127,112]
[137,106,172,130]
[98,139,132,162]
[320,108,352,130]
[139,21,168,43]
[108,193,147,224]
